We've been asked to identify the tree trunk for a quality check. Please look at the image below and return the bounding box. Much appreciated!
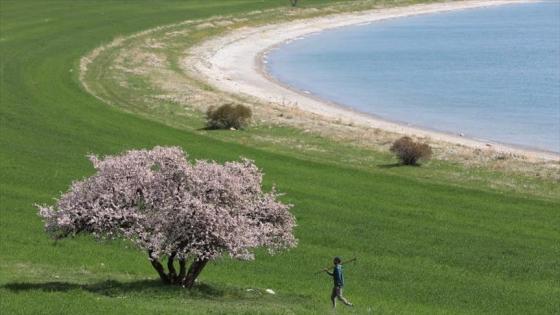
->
[178,258,186,280]
[148,252,208,289]
[148,251,170,284]
[167,252,177,283]
[182,258,209,289]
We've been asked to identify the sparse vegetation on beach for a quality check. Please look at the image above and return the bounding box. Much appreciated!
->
[206,104,252,130]
[390,136,432,165]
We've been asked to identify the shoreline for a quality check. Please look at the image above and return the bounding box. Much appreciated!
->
[258,51,560,158]
[185,0,558,161]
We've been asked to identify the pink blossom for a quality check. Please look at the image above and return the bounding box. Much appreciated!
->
[37,146,297,287]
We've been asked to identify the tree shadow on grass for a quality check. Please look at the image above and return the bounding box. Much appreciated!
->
[378,163,423,168]
[377,163,402,168]
[197,126,247,131]
[2,279,229,299]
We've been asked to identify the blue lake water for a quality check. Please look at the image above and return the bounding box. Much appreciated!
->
[266,1,560,153]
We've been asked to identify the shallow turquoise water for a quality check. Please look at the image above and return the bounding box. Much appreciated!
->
[267,1,560,152]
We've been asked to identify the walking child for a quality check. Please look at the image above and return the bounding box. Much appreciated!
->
[324,256,353,308]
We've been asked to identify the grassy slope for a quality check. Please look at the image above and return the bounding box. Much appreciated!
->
[0,0,558,314]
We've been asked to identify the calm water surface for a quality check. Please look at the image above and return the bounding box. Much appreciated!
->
[267,1,560,152]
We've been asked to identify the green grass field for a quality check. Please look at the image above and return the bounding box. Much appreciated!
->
[1,0,559,314]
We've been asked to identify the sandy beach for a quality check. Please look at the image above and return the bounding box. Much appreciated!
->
[185,0,558,161]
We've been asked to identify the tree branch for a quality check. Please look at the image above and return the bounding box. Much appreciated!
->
[148,251,169,284]
[178,258,186,280]
[167,252,177,283]
[182,258,208,289]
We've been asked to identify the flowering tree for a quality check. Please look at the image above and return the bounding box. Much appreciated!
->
[37,146,297,288]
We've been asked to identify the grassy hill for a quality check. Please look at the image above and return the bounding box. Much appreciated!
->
[1,0,558,314]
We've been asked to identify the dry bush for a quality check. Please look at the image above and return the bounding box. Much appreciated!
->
[390,136,432,165]
[206,103,252,130]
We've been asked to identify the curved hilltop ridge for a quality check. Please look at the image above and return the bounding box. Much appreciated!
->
[81,0,558,183]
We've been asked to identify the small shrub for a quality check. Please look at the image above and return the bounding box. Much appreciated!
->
[390,136,432,165]
[206,104,252,130]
